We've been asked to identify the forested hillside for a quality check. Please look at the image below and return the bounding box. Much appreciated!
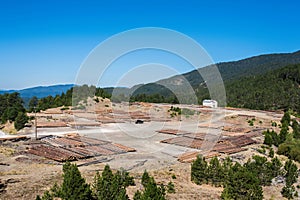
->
[129,64,300,113]
[226,64,300,112]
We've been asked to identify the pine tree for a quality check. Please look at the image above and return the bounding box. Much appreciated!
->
[264,132,273,146]
[207,157,222,186]
[285,160,298,186]
[191,155,208,185]
[270,157,283,177]
[60,161,93,200]
[141,170,150,187]
[279,124,289,144]
[269,148,274,158]
[221,166,263,200]
[292,119,300,139]
[92,165,134,200]
[281,111,291,126]
[281,160,298,199]
[14,111,28,130]
[28,96,38,112]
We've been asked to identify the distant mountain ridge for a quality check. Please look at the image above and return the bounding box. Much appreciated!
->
[0,84,74,98]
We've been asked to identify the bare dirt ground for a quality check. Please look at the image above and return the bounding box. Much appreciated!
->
[0,101,296,199]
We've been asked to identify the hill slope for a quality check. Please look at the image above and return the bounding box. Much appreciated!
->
[123,50,300,100]
[158,50,300,87]
[226,64,300,112]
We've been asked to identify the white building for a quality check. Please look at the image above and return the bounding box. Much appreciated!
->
[202,99,218,108]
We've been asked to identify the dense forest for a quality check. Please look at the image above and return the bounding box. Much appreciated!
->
[226,64,300,112]
[0,92,28,130]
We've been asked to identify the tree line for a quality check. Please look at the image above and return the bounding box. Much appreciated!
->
[36,162,174,200]
[28,85,111,112]
[191,155,298,199]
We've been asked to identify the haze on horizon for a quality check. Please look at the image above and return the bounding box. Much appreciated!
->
[1,0,300,90]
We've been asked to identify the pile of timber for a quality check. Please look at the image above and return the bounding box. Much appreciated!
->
[246,129,264,138]
[37,121,67,128]
[237,114,256,119]
[222,126,252,133]
[183,133,207,140]
[198,123,222,129]
[68,121,101,127]
[0,136,29,143]
[28,135,136,162]
[69,136,109,146]
[28,145,83,162]
[157,129,190,135]
[113,143,136,152]
[161,136,205,149]
[177,151,220,163]
[228,135,257,147]
[42,136,85,147]
[129,111,151,120]
[161,133,256,155]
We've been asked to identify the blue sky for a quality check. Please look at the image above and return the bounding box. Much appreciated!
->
[1,0,300,89]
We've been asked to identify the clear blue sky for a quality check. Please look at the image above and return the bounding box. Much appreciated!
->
[1,0,300,89]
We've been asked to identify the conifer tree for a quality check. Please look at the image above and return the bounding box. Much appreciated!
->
[60,161,93,200]
[191,155,208,185]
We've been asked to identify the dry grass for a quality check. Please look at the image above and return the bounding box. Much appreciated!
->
[0,146,15,156]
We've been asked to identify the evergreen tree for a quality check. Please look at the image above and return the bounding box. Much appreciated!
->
[207,157,222,186]
[269,148,274,158]
[281,185,296,199]
[133,190,142,200]
[279,124,289,144]
[292,119,300,139]
[14,111,28,130]
[28,96,38,112]
[270,157,283,177]
[221,157,233,184]
[281,111,291,126]
[264,132,273,146]
[92,165,134,200]
[284,160,298,186]
[221,166,263,200]
[191,155,208,185]
[141,170,150,187]
[281,160,298,199]
[60,161,93,200]
[134,176,166,200]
